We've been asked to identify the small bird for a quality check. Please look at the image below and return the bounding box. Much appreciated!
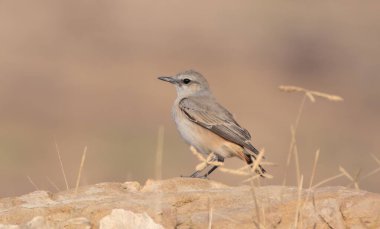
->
[158,70,265,178]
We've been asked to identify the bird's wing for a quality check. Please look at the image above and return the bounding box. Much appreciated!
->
[179,97,259,155]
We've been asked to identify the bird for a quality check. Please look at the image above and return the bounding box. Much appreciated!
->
[158,70,265,178]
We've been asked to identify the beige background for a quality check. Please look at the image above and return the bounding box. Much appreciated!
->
[0,1,379,196]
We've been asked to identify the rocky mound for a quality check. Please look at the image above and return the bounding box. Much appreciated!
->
[0,178,379,228]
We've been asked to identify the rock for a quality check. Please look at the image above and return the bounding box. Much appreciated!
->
[0,178,379,228]
[99,209,164,229]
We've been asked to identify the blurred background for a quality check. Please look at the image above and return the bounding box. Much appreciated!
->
[0,1,379,197]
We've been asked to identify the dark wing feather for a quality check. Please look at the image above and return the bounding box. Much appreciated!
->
[179,97,259,155]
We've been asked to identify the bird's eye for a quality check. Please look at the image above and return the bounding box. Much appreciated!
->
[183,78,191,84]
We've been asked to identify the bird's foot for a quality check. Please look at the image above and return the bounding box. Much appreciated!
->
[180,171,210,179]
[179,171,202,178]
[197,174,209,179]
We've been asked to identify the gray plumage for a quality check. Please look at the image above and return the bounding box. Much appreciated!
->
[179,97,259,155]
[158,70,265,178]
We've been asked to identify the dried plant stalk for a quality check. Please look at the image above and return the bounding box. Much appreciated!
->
[362,154,380,180]
[191,146,274,179]
[75,146,87,194]
[27,175,39,191]
[155,126,165,180]
[55,141,69,190]
[279,85,343,102]
[190,146,206,162]
[46,176,60,192]
[294,175,304,228]
[312,173,344,189]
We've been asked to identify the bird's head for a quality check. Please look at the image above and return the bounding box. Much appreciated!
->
[158,70,211,97]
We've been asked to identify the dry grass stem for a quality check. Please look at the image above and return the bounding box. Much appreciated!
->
[308,149,320,189]
[310,91,344,102]
[236,161,277,172]
[220,164,274,178]
[46,176,60,192]
[362,154,380,180]
[294,95,307,129]
[353,169,361,189]
[208,207,213,229]
[248,149,266,229]
[195,162,208,172]
[362,167,380,180]
[191,145,273,180]
[339,166,360,190]
[301,150,321,217]
[243,174,262,183]
[281,85,344,194]
[190,146,206,162]
[282,125,297,186]
[282,90,305,187]
[194,152,223,171]
[279,85,344,102]
[347,169,361,190]
[191,147,216,171]
[371,153,380,165]
[251,149,265,174]
[258,161,277,166]
[250,180,261,229]
[219,167,250,176]
[75,146,87,194]
[305,92,316,102]
[294,175,304,229]
[339,166,354,181]
[261,173,274,179]
[208,197,213,229]
[155,126,165,180]
[27,175,39,191]
[55,140,69,190]
[283,95,305,190]
[312,172,344,189]
[294,145,301,186]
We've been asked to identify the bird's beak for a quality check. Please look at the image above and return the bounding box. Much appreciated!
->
[158,76,177,84]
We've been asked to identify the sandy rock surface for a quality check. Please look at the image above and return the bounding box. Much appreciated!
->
[0,178,379,228]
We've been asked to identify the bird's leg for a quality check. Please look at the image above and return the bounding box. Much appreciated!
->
[187,153,221,178]
[202,165,218,178]
[188,163,213,178]
[200,156,224,179]
[189,170,203,178]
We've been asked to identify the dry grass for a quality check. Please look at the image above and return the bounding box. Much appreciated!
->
[190,146,224,172]
[27,175,39,191]
[75,146,88,194]
[185,85,379,228]
[46,176,60,192]
[279,85,344,102]
[248,149,266,228]
[339,166,361,190]
[190,146,270,228]
[280,86,343,187]
[54,140,69,191]
[191,146,272,180]
[312,173,345,189]
[293,175,304,228]
[278,85,353,228]
[307,150,320,189]
[362,154,380,180]
[208,196,213,229]
[155,126,165,180]
[282,103,305,186]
